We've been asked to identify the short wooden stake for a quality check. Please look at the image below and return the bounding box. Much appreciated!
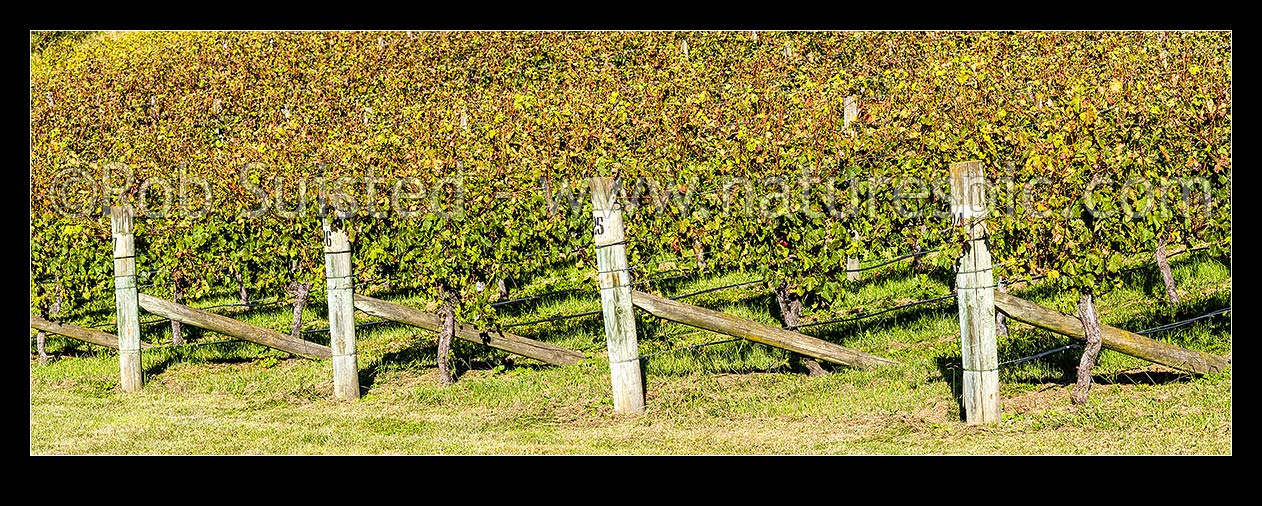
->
[950,161,1000,425]
[590,177,645,415]
[846,232,862,282]
[323,215,360,401]
[110,205,143,392]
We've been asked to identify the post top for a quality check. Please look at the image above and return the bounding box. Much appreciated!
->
[109,205,134,232]
[949,161,987,224]
[589,177,621,211]
[949,160,985,178]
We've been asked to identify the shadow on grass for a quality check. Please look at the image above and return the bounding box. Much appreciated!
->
[631,290,800,375]
[1094,370,1196,385]
[142,342,258,378]
[502,308,607,353]
[146,322,207,345]
[935,332,1200,421]
[918,265,957,292]
[1107,291,1232,352]
[628,268,960,376]
[933,355,966,421]
[356,324,556,394]
[805,300,957,345]
[35,342,107,361]
[641,338,794,376]
[1112,252,1227,304]
[359,336,438,393]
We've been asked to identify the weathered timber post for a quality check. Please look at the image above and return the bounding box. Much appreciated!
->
[844,96,862,282]
[843,95,859,134]
[322,215,359,401]
[950,161,1000,425]
[110,205,143,392]
[36,330,48,365]
[590,177,645,415]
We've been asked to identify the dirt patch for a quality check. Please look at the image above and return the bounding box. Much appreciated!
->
[149,374,189,394]
[1006,384,1067,414]
[912,399,955,425]
[294,379,334,402]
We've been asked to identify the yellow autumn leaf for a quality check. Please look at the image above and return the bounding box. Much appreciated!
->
[1080,105,1097,124]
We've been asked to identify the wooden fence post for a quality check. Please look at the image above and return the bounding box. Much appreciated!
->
[110,205,142,392]
[843,96,859,132]
[844,96,862,282]
[323,215,359,401]
[590,177,645,415]
[950,161,1000,425]
[846,232,862,282]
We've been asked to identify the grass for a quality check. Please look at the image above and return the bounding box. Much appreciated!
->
[29,250,1231,455]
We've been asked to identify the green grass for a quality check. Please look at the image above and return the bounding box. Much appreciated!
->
[30,251,1231,454]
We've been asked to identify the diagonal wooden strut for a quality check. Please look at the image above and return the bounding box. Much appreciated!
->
[630,290,899,370]
[993,291,1230,374]
[353,294,584,366]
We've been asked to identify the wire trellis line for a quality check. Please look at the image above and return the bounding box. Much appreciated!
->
[489,248,724,309]
[999,344,1081,368]
[192,297,291,312]
[1137,307,1231,335]
[788,292,958,331]
[639,338,744,360]
[301,319,396,335]
[994,242,1224,281]
[146,338,244,350]
[355,277,401,289]
[671,279,765,301]
[489,286,595,307]
[844,248,938,273]
[593,270,704,292]
[90,317,171,329]
[516,241,591,263]
[499,310,602,330]
[627,247,712,270]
